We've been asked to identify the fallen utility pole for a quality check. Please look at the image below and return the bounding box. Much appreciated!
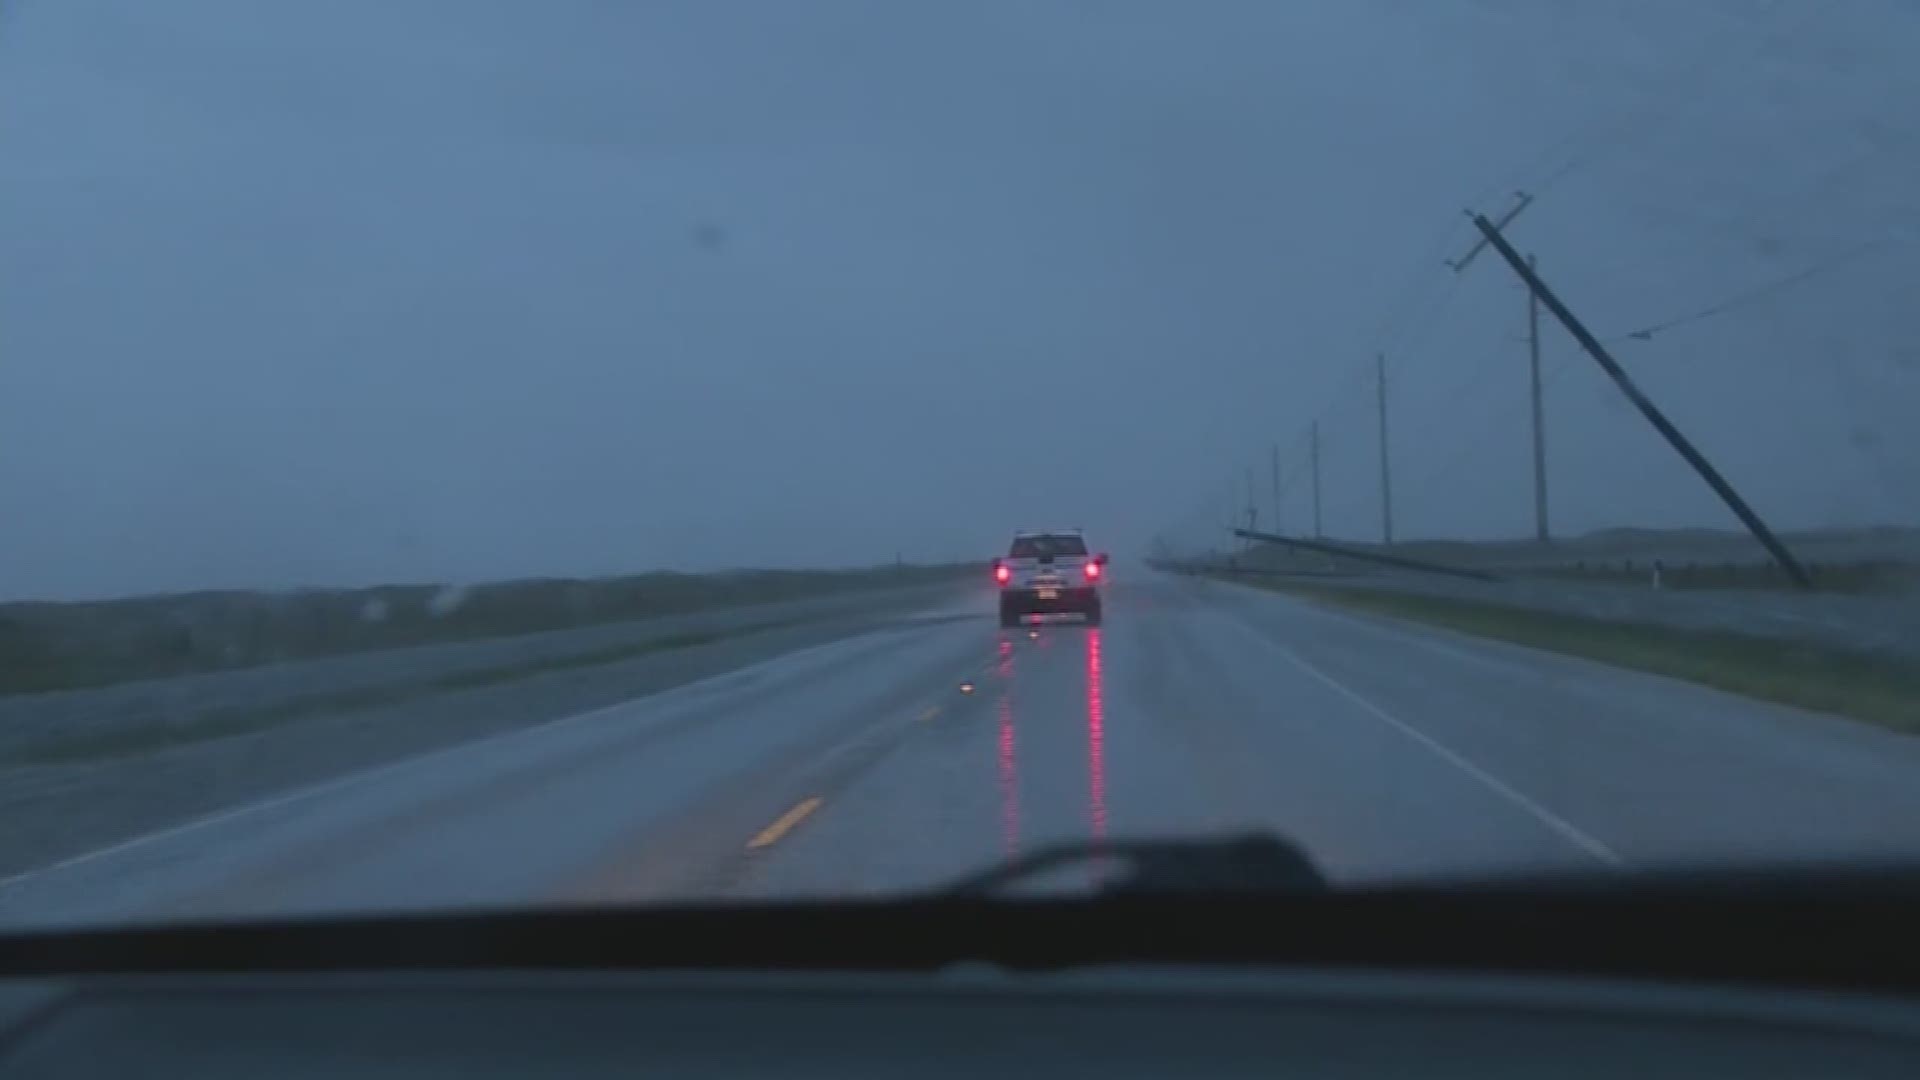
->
[1231,528,1501,582]
[1470,214,1811,588]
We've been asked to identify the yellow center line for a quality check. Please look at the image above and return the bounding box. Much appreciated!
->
[920,705,942,722]
[746,797,822,850]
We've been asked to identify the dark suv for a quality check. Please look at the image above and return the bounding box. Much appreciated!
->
[993,530,1108,628]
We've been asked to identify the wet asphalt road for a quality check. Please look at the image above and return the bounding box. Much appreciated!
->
[5,570,1920,926]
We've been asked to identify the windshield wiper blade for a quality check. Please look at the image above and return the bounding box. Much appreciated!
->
[941,833,1327,898]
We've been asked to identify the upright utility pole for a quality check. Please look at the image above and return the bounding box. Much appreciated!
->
[1376,352,1394,544]
[1310,421,1323,539]
[1448,192,1545,546]
[1471,214,1810,587]
[1269,443,1282,536]
[1527,253,1550,543]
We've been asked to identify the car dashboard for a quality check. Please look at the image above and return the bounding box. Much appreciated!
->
[2,965,1919,1078]
[5,881,1920,1078]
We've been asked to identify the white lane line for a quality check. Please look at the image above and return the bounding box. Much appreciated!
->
[1290,597,1547,678]
[0,628,932,898]
[1272,641,1624,868]
[1209,575,1589,692]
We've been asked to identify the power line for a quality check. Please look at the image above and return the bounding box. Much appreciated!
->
[1474,214,1812,585]
[1372,217,1478,350]
[1711,147,1896,243]
[1387,353,1582,526]
[1508,3,1910,302]
[1385,262,1472,367]
[1425,322,1531,424]
[1258,3,1913,548]
[1166,5,1857,553]
[1823,349,1920,506]
[1508,0,1807,200]
[1279,450,1313,497]
[1249,245,1490,542]
[1175,0,1801,546]
[1323,320,1577,535]
[1563,111,1920,292]
[1604,230,1914,345]
[1296,201,1512,500]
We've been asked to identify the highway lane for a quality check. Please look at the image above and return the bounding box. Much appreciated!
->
[0,583,976,880]
[5,571,1920,926]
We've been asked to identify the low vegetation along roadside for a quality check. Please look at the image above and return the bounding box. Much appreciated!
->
[0,563,978,696]
[1219,575,1920,733]
[1533,559,1917,594]
[4,616,812,766]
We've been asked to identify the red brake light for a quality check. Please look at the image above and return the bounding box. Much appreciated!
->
[1084,560,1101,580]
[994,563,1011,584]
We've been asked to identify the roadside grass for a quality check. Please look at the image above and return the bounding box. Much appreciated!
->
[1528,559,1916,595]
[1219,575,1920,733]
[0,562,979,696]
[5,617,807,766]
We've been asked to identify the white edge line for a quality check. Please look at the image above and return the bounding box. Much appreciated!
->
[1205,574,1581,689]
[0,627,928,897]
[1272,640,1625,868]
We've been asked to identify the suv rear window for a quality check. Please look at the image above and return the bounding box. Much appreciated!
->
[1009,535,1088,558]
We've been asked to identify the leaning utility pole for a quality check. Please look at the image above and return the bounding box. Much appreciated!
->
[1448,191,1534,273]
[1309,421,1323,539]
[1470,214,1810,587]
[1526,253,1550,543]
[1376,352,1393,544]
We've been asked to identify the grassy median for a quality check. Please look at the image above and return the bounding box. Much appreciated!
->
[1224,577,1920,733]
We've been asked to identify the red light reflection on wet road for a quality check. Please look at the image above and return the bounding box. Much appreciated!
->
[996,634,1020,858]
[1085,627,1107,840]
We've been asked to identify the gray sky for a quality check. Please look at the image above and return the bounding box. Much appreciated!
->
[2,0,1917,598]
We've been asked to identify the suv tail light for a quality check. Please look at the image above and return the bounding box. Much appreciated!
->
[1084,561,1101,580]
[993,562,1011,585]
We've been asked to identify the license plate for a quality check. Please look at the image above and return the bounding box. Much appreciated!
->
[1037,588,1059,600]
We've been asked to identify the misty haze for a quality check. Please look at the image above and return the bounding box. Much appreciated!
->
[2,0,1920,999]
[1,1,1913,598]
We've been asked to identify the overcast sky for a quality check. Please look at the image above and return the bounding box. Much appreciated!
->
[2,0,1918,598]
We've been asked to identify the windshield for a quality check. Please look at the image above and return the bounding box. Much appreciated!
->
[2,1,1918,931]
[1010,536,1089,559]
